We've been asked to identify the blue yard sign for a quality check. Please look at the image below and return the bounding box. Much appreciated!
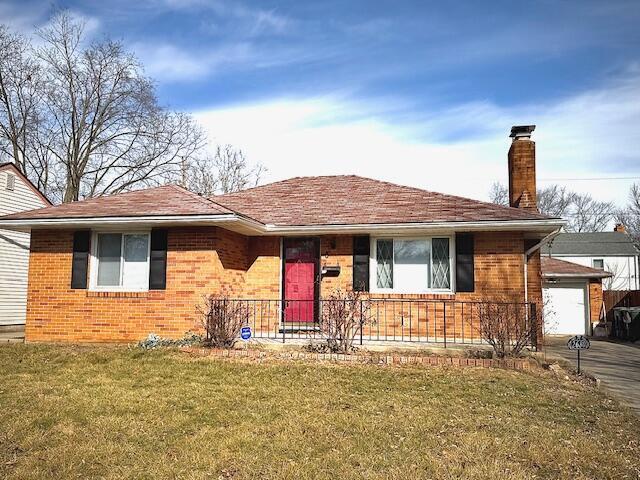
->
[240,326,251,341]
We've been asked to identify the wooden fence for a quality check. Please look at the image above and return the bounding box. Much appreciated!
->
[603,290,640,322]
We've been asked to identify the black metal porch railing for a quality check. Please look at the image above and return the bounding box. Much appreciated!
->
[215,298,538,348]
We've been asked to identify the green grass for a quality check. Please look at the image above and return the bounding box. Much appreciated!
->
[1,345,639,479]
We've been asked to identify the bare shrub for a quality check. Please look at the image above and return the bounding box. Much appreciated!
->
[476,298,536,358]
[198,295,248,348]
[320,289,371,354]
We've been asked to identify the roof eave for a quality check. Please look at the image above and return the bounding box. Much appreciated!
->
[542,273,612,279]
[0,215,565,236]
[541,251,640,257]
[0,214,265,235]
[259,218,565,235]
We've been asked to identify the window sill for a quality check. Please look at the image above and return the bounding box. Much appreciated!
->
[86,291,153,299]
[369,292,456,300]
[370,289,455,296]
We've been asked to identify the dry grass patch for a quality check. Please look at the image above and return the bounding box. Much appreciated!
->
[0,344,639,479]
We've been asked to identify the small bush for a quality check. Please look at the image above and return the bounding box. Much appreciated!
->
[303,341,356,354]
[198,295,249,348]
[476,297,536,358]
[464,349,493,359]
[138,332,202,349]
[319,289,372,354]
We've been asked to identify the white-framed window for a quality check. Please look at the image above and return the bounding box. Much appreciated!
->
[90,232,150,291]
[370,236,454,293]
[592,258,604,270]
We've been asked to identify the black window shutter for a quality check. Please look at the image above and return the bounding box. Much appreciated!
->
[455,233,475,293]
[71,231,91,289]
[353,235,370,291]
[149,229,168,290]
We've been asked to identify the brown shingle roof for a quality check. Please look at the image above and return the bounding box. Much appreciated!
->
[541,257,612,278]
[1,175,560,227]
[212,175,554,226]
[1,185,233,220]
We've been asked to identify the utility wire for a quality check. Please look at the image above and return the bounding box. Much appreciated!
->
[539,176,640,181]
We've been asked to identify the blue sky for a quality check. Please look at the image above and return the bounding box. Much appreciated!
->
[3,0,640,204]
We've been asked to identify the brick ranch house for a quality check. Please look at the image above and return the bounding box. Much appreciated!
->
[0,125,575,346]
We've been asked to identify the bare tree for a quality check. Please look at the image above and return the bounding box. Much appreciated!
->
[33,13,206,203]
[569,193,615,232]
[0,26,42,174]
[489,183,576,216]
[616,183,640,245]
[184,144,264,196]
[537,185,576,218]
[488,182,508,206]
[602,261,625,291]
[489,182,615,232]
[0,13,208,203]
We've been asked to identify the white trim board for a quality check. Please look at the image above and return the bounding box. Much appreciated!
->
[0,214,565,237]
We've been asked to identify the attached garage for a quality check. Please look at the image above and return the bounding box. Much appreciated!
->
[542,257,611,336]
[543,282,588,334]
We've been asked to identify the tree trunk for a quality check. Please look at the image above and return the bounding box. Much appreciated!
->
[63,174,80,203]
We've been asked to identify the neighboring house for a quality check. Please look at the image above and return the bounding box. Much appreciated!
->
[0,163,51,329]
[541,229,640,291]
[0,125,565,345]
[541,257,611,335]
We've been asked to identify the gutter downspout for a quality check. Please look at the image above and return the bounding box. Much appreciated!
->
[523,228,562,350]
[523,228,562,306]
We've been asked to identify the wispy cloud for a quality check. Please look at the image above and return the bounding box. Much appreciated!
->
[160,0,291,36]
[0,3,102,38]
[135,41,253,81]
[249,9,289,35]
[0,1,49,33]
[193,67,640,206]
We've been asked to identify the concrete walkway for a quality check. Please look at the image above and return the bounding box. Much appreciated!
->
[0,325,24,343]
[545,336,640,414]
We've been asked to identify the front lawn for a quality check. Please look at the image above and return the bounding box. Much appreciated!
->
[1,345,638,479]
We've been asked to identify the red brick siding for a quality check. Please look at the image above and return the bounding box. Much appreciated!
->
[508,139,537,211]
[588,279,604,326]
[26,227,244,343]
[244,237,280,298]
[25,228,541,343]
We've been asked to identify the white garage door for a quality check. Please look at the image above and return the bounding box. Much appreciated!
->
[543,284,587,335]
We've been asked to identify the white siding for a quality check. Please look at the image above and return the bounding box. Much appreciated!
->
[0,168,48,325]
[551,254,640,291]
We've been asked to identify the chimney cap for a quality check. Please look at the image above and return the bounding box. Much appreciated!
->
[509,125,536,139]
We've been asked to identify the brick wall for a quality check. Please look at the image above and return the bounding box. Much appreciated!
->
[26,227,246,343]
[25,228,541,343]
[243,232,534,302]
[508,138,537,211]
[588,279,604,326]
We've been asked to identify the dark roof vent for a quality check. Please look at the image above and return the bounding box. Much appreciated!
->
[5,172,15,191]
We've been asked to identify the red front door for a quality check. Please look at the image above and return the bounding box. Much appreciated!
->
[283,238,318,323]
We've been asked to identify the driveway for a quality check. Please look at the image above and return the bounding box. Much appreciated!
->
[545,336,640,414]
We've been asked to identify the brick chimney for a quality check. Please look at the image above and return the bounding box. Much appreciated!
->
[508,125,537,211]
[614,223,626,233]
